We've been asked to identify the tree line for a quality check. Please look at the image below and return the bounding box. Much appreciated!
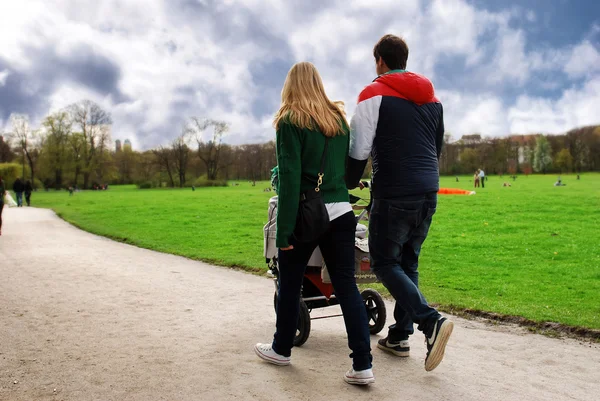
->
[439,126,600,176]
[0,100,277,189]
[1,100,598,191]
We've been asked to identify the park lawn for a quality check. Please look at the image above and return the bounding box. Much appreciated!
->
[31,174,600,329]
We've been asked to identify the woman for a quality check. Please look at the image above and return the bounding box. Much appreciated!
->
[474,170,480,188]
[0,175,5,235]
[24,180,33,207]
[254,62,374,385]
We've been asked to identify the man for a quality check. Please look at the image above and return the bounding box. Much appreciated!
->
[479,168,485,188]
[346,34,453,372]
[12,177,24,207]
[0,175,5,235]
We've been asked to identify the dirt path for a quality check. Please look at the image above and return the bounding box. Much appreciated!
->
[0,207,598,401]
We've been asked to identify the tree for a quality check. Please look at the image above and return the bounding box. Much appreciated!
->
[555,148,573,173]
[0,134,16,163]
[10,114,41,187]
[69,133,85,186]
[153,146,176,187]
[533,135,552,174]
[171,131,191,187]
[114,146,137,184]
[458,148,480,174]
[93,125,113,185]
[69,100,112,188]
[42,111,72,189]
[189,118,229,180]
[589,127,600,171]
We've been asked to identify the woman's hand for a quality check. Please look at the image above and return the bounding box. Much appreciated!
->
[280,245,294,251]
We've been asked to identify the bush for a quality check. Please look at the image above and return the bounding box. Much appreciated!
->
[137,181,155,189]
[33,178,44,190]
[0,163,23,188]
[193,177,228,187]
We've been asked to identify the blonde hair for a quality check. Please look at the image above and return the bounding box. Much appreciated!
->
[273,62,348,137]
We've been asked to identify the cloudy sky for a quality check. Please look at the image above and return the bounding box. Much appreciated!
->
[1,0,599,149]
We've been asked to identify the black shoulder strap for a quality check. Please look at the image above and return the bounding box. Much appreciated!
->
[319,137,329,175]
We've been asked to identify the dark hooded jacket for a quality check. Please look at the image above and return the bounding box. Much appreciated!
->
[13,178,24,193]
[346,70,444,199]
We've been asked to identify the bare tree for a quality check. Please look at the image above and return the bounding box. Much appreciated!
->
[171,130,191,187]
[153,146,176,187]
[10,114,42,186]
[189,118,229,180]
[69,100,112,188]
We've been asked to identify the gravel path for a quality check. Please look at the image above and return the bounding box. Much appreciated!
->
[1,207,598,401]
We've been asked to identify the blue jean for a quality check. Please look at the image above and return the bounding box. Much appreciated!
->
[15,192,23,207]
[369,193,441,340]
[272,211,373,370]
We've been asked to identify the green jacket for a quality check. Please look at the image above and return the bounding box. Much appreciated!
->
[276,120,350,248]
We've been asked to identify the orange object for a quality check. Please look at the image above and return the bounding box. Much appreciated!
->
[438,188,476,195]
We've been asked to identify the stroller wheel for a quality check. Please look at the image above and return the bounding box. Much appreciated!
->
[361,289,387,334]
[273,291,311,346]
[294,301,311,346]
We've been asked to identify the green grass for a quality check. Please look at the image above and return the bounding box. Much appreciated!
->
[30,175,600,329]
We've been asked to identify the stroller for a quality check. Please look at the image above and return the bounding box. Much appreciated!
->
[263,193,386,346]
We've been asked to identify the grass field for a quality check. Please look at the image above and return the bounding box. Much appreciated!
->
[28,174,600,330]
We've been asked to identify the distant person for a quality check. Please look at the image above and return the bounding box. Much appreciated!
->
[346,34,453,373]
[24,180,33,206]
[13,177,24,207]
[455,176,459,182]
[554,177,566,186]
[0,175,5,235]
[577,174,580,180]
[68,186,74,196]
[479,168,485,188]
[474,170,480,188]
[254,61,374,385]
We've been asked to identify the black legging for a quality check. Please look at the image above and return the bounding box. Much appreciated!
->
[0,203,4,233]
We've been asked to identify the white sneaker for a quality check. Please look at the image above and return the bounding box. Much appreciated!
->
[344,368,375,385]
[254,343,290,366]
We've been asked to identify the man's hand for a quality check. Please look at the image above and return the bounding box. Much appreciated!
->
[280,245,294,251]
[359,182,365,190]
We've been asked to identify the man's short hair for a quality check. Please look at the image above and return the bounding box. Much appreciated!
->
[373,34,409,70]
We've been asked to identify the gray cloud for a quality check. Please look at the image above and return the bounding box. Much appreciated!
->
[0,58,52,121]
[0,43,128,124]
[1,0,598,148]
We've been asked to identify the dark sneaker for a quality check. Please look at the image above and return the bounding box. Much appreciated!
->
[377,337,410,357]
[424,317,454,371]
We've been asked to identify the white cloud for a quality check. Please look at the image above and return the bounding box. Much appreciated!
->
[509,77,600,134]
[437,90,509,138]
[564,40,600,78]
